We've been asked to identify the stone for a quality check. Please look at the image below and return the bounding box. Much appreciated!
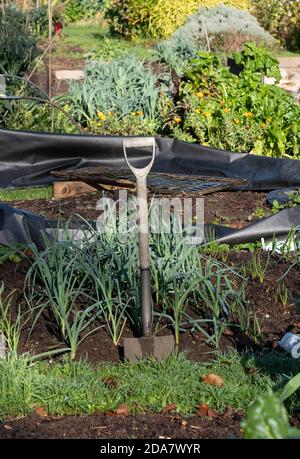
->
[55,70,84,81]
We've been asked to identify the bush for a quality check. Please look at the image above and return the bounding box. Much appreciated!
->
[165,43,300,158]
[173,4,275,51]
[65,56,162,135]
[251,0,300,51]
[27,6,48,37]
[0,6,40,76]
[64,0,110,23]
[157,5,275,72]
[0,102,79,134]
[156,37,198,74]
[106,0,251,40]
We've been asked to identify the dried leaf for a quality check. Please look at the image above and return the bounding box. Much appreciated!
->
[35,406,48,417]
[197,403,208,417]
[116,404,129,416]
[105,410,116,417]
[230,223,243,229]
[163,403,177,414]
[207,408,218,418]
[102,376,118,389]
[202,373,224,387]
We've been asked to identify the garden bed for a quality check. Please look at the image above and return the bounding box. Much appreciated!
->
[1,168,300,440]
[1,190,300,363]
[1,1,300,442]
[2,248,300,363]
[4,190,270,227]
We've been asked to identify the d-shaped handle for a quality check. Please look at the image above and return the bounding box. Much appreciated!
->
[123,137,156,179]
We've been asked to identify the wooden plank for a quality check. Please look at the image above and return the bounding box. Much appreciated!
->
[53,181,98,199]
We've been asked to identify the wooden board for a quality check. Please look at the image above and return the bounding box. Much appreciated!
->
[53,181,98,199]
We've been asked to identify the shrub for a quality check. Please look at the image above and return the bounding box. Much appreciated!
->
[0,102,79,134]
[27,6,49,37]
[157,5,275,72]
[156,37,198,74]
[106,0,251,40]
[251,0,300,51]
[0,6,40,76]
[65,56,162,135]
[165,43,300,158]
[64,0,110,24]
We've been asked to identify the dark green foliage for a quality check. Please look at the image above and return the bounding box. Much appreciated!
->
[166,43,300,157]
[64,0,109,23]
[242,389,300,439]
[0,7,40,76]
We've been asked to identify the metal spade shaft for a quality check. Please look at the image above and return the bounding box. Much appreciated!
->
[123,138,156,337]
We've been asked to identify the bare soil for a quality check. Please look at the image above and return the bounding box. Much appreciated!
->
[6,190,270,226]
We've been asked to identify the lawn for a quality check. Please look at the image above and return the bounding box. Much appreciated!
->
[52,21,156,63]
[1,350,299,419]
[0,186,53,202]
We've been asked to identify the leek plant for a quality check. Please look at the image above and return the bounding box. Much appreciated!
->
[158,274,199,348]
[25,235,99,360]
[23,209,261,355]
[88,269,130,347]
[0,283,24,354]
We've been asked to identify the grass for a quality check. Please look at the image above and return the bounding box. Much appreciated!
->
[0,350,299,420]
[0,186,53,202]
[53,21,156,63]
[271,49,300,59]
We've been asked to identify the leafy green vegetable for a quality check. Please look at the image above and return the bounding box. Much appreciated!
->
[242,389,300,439]
[165,43,300,157]
[280,373,300,403]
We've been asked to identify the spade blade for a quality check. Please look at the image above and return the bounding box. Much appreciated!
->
[124,335,175,363]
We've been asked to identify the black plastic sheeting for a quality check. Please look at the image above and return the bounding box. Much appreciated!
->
[1,202,300,248]
[0,203,46,249]
[2,128,300,190]
[1,128,300,248]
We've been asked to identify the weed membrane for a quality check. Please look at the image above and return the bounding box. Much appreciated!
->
[1,130,300,246]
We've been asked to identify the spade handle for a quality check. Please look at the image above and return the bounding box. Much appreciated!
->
[123,138,156,337]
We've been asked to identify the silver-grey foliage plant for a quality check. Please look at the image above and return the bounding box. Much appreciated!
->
[157,4,275,71]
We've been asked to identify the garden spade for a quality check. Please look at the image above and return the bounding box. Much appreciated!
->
[123,138,175,362]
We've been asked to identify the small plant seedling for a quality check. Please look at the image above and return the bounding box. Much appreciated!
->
[254,207,267,218]
[244,252,270,283]
[275,283,289,307]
